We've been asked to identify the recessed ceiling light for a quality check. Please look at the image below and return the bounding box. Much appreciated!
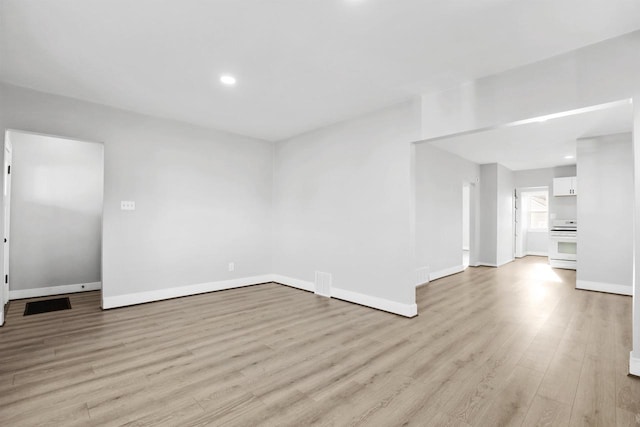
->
[564,155,574,159]
[220,75,236,86]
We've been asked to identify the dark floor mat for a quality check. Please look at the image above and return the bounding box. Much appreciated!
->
[24,297,72,315]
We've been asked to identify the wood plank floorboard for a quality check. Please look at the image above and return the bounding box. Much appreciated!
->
[1,256,638,426]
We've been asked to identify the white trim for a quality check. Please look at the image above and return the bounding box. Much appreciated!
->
[576,280,633,296]
[102,275,272,309]
[476,258,514,268]
[102,273,417,318]
[331,287,417,318]
[270,274,315,292]
[9,282,102,300]
[477,261,498,267]
[270,274,416,317]
[496,258,515,267]
[630,352,640,377]
[549,259,577,270]
[429,265,464,282]
[526,251,548,257]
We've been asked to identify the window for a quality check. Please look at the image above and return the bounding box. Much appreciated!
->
[523,191,548,231]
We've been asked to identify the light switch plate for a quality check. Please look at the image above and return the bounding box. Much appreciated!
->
[121,201,135,211]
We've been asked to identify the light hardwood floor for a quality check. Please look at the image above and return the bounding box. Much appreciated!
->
[1,256,639,426]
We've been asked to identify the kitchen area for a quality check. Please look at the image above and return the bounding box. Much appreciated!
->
[424,99,634,297]
[530,132,633,297]
[548,175,578,270]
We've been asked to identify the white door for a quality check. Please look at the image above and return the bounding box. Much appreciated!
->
[2,137,12,325]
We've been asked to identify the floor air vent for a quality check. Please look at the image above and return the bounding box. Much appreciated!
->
[24,297,71,316]
[314,271,332,298]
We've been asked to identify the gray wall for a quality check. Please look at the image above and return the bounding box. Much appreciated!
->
[0,82,274,302]
[272,100,421,306]
[478,164,498,265]
[462,184,470,251]
[415,143,479,276]
[478,163,514,266]
[577,133,633,292]
[9,132,103,291]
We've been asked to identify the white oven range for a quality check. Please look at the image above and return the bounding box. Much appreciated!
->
[549,219,577,270]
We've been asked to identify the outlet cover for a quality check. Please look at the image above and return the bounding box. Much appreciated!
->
[228,262,235,272]
[121,201,135,211]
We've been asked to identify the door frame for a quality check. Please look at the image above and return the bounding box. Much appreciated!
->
[1,129,105,319]
[462,180,478,268]
[1,132,13,326]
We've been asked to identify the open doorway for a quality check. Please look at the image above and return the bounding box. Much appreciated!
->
[413,99,632,288]
[462,183,471,268]
[1,130,104,323]
[515,188,549,259]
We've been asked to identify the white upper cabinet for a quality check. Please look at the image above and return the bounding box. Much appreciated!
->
[553,176,577,196]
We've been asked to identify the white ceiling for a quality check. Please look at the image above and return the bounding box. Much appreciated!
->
[428,102,634,171]
[2,1,640,141]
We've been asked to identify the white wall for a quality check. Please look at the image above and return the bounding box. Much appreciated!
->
[525,232,548,256]
[419,30,640,373]
[272,100,421,313]
[514,165,578,257]
[0,83,274,307]
[496,164,514,266]
[462,184,470,251]
[9,132,103,292]
[634,91,640,375]
[421,32,640,141]
[514,165,577,220]
[577,133,633,295]
[414,143,479,280]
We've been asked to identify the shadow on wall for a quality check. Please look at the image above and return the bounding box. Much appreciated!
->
[10,201,101,291]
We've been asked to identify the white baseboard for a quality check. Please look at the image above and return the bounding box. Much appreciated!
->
[477,261,498,267]
[476,258,514,268]
[549,259,577,270]
[526,251,548,257]
[271,274,416,318]
[271,274,315,292]
[576,280,632,296]
[630,352,640,377]
[103,273,417,318]
[497,258,515,267]
[331,287,417,318]
[102,275,273,309]
[429,265,464,282]
[9,282,102,300]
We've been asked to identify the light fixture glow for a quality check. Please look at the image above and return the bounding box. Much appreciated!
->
[220,75,237,86]
[564,155,574,159]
